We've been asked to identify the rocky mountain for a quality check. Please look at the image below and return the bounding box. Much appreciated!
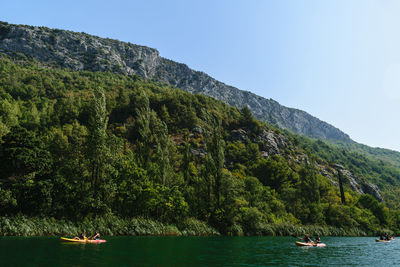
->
[0,21,351,143]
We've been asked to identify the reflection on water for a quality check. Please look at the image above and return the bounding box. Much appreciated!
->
[0,236,399,266]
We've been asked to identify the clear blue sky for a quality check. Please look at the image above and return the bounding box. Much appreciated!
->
[1,0,400,151]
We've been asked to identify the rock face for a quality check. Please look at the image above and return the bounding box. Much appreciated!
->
[226,128,383,200]
[0,21,351,143]
[332,164,383,201]
[0,22,160,78]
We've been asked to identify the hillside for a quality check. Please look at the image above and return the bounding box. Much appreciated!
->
[0,21,351,143]
[0,56,400,236]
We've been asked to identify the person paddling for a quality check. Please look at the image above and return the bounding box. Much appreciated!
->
[89,231,101,240]
[74,231,86,240]
[314,235,321,243]
[301,234,313,243]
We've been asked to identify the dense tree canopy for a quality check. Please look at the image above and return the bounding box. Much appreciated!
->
[0,55,400,235]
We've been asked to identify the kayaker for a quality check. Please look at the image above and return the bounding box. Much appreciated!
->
[89,231,101,240]
[314,235,321,243]
[74,231,86,240]
[379,234,384,240]
[301,234,313,243]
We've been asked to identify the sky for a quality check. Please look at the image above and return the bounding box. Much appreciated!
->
[1,0,400,151]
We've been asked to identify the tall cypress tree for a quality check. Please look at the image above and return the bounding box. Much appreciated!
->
[153,118,173,186]
[135,91,151,168]
[86,87,109,192]
[205,116,225,209]
[338,170,346,204]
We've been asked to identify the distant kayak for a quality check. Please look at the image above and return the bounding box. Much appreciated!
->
[60,237,106,243]
[375,239,390,243]
[295,241,326,247]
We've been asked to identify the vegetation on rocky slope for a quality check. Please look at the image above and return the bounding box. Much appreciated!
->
[1,55,400,236]
[0,21,353,143]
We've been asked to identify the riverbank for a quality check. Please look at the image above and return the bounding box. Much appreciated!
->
[0,215,219,236]
[0,215,394,237]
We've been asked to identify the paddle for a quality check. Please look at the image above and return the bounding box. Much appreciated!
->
[291,234,315,245]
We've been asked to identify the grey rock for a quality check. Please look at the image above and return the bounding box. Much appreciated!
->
[257,129,289,155]
[331,166,383,202]
[230,129,247,142]
[0,21,352,144]
[361,182,383,202]
[190,148,206,158]
[192,126,203,135]
[333,164,345,170]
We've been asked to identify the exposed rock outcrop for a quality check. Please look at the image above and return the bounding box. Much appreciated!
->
[332,164,383,201]
[0,21,351,143]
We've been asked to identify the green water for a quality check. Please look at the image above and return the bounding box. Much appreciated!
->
[0,236,398,266]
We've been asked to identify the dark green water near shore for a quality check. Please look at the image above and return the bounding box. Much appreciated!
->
[0,236,399,266]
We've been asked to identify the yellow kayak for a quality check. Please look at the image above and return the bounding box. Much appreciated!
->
[60,237,106,243]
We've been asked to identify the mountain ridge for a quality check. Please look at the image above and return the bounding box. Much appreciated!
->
[0,21,351,143]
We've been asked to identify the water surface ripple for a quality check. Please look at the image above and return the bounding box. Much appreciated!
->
[0,236,398,266]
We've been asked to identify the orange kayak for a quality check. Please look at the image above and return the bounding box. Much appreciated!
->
[60,237,106,243]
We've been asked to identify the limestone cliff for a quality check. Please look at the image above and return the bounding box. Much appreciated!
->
[0,21,351,143]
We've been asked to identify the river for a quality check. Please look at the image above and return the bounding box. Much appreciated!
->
[0,236,398,266]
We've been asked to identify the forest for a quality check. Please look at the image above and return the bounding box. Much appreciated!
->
[0,55,400,236]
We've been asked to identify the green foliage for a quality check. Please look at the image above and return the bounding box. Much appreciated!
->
[0,54,399,236]
[294,135,400,201]
[249,155,298,192]
[357,194,388,225]
[0,215,219,236]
